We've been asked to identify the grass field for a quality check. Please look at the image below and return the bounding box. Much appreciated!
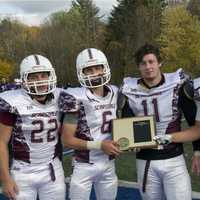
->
[63,121,200,192]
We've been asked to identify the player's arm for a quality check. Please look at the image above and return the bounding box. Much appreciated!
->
[61,112,121,155]
[0,123,13,180]
[178,80,200,145]
[61,112,88,149]
[191,101,200,175]
[154,81,200,144]
[0,113,19,199]
[171,122,200,143]
[58,91,86,149]
[155,114,200,145]
[177,78,200,175]
[181,80,200,171]
[154,123,200,146]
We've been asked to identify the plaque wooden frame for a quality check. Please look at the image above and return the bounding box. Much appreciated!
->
[112,116,157,150]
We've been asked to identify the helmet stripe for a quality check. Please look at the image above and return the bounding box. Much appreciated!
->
[87,48,93,59]
[34,55,40,65]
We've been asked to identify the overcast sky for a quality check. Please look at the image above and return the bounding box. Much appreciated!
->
[0,0,118,26]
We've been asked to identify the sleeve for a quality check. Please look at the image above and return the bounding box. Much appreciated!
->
[195,101,200,151]
[0,97,17,126]
[0,96,14,113]
[0,112,16,126]
[193,79,200,151]
[178,81,200,151]
[195,101,200,121]
[178,80,196,126]
[179,68,191,83]
[194,78,200,121]
[117,87,135,118]
[58,91,79,113]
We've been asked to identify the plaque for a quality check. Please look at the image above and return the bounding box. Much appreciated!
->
[112,116,157,150]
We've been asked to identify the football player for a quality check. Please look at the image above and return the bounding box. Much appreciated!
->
[59,48,121,200]
[0,55,66,200]
[154,76,200,175]
[119,44,200,200]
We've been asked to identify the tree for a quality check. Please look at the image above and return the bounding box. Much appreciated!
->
[0,18,42,76]
[71,0,105,48]
[158,5,200,76]
[187,0,200,19]
[0,59,13,80]
[106,0,166,80]
[39,0,106,85]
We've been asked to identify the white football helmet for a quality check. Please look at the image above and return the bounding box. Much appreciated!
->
[76,48,111,88]
[20,54,57,95]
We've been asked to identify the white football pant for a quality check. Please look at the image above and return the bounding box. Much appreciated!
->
[136,155,192,200]
[10,157,66,200]
[69,160,118,200]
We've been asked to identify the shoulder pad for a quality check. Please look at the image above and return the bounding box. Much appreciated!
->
[59,91,79,113]
[178,68,191,83]
[182,80,194,100]
[193,77,200,101]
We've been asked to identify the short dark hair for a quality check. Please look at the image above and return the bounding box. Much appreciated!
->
[134,43,161,66]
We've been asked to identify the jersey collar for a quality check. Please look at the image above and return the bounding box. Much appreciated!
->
[138,74,165,89]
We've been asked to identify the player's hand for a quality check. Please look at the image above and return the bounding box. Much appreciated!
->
[153,135,172,145]
[2,176,19,200]
[101,140,121,156]
[191,151,200,176]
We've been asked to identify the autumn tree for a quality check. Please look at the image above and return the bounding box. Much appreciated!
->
[0,18,42,77]
[0,59,13,80]
[39,0,105,85]
[158,5,200,76]
[187,0,200,19]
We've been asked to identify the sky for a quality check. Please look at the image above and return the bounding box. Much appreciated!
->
[0,0,118,26]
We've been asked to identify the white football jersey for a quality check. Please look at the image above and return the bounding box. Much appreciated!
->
[122,68,188,136]
[193,77,200,121]
[0,88,63,165]
[59,85,118,164]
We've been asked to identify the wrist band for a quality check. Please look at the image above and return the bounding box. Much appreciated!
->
[86,141,102,150]
[194,151,200,156]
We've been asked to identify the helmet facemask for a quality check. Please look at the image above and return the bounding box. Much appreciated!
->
[78,64,111,88]
[22,69,57,96]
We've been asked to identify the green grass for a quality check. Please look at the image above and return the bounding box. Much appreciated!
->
[63,119,200,192]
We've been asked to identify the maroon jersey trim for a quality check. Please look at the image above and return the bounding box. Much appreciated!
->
[0,112,16,126]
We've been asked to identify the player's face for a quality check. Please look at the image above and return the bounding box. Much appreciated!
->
[83,65,105,94]
[138,53,161,82]
[27,72,49,94]
[83,65,104,76]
